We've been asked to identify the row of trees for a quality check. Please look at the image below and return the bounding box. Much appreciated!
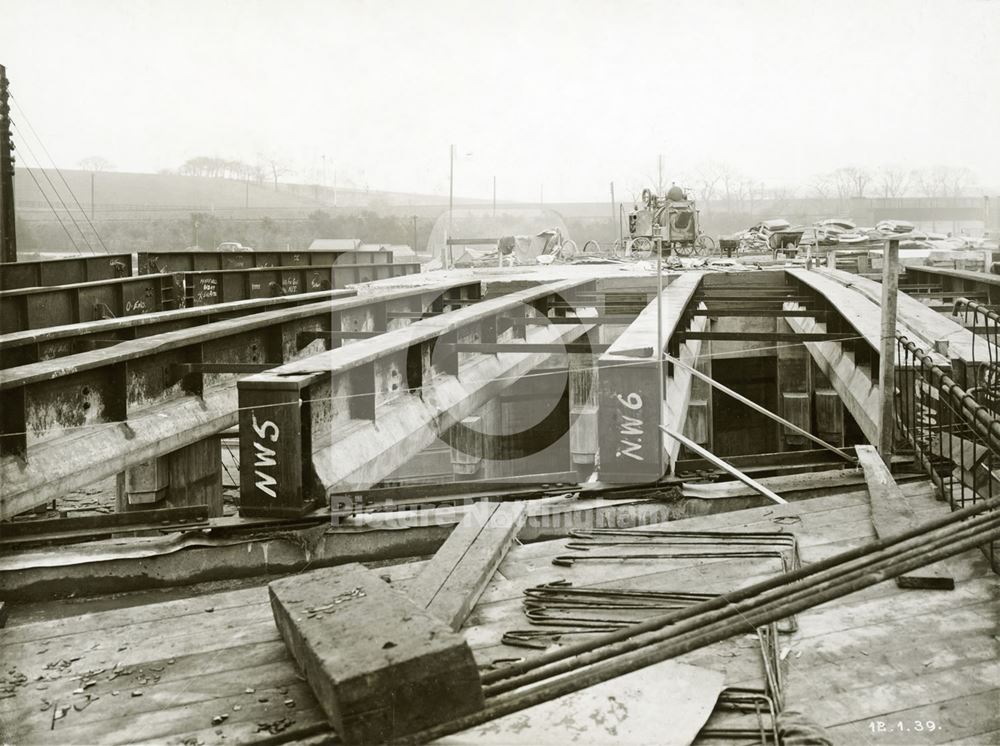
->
[812,165,975,200]
[684,162,978,206]
[177,156,290,190]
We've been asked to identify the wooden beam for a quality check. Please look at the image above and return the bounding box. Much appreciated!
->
[446,342,613,354]
[511,315,637,324]
[691,294,813,302]
[689,309,822,318]
[406,501,527,630]
[674,331,853,342]
[855,445,955,590]
[268,564,485,744]
[171,362,274,375]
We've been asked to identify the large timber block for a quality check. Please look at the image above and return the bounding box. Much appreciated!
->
[268,563,485,744]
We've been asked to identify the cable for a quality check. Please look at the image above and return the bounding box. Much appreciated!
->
[14,156,82,255]
[10,121,96,254]
[9,92,112,254]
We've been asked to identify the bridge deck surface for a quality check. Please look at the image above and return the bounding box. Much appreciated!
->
[1,475,995,745]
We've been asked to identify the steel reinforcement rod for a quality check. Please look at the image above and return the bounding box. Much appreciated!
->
[899,335,1000,452]
[481,505,1000,698]
[661,426,787,504]
[479,490,999,689]
[953,297,1000,326]
[396,506,1000,744]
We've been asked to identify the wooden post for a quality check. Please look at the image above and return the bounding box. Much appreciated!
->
[878,238,900,460]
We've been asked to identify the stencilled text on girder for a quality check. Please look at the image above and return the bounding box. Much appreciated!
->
[251,412,280,498]
[615,392,645,461]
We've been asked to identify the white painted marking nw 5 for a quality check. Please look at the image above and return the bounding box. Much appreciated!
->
[251,412,280,499]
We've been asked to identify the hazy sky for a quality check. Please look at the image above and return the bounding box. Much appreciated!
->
[2,0,998,201]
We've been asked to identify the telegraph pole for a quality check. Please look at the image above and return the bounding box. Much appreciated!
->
[878,238,900,461]
[609,181,616,239]
[492,175,496,216]
[0,64,16,262]
[447,144,454,269]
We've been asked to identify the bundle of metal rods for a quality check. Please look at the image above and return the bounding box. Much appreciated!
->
[549,529,801,631]
[500,582,717,648]
[699,687,780,744]
[397,496,1000,744]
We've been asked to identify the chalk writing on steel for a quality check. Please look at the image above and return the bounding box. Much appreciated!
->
[251,412,280,498]
[194,277,219,305]
[615,392,645,461]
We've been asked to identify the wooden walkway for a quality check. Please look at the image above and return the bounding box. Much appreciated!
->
[1,477,997,745]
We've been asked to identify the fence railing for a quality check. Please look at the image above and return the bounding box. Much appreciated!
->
[952,298,1000,412]
[895,331,998,569]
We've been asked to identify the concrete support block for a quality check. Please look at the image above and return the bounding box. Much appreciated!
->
[686,342,713,449]
[476,397,503,480]
[569,403,598,465]
[449,415,484,478]
[683,400,711,445]
[118,456,169,509]
[569,351,597,409]
[269,563,484,744]
[166,435,223,516]
[781,392,811,447]
[815,388,844,446]
[116,437,223,515]
[777,319,810,450]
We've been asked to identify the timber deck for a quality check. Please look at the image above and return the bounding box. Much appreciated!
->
[1,478,997,745]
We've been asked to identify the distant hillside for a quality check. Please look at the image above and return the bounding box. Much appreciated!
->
[13,169,480,218]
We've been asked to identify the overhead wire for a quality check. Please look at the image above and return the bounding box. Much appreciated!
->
[12,148,83,255]
[9,91,112,254]
[10,120,97,254]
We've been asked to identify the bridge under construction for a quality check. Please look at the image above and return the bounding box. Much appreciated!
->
[1,55,999,746]
[0,235,998,745]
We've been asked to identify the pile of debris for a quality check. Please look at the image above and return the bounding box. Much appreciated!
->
[727,216,998,259]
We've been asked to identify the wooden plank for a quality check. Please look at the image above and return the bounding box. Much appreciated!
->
[406,501,527,630]
[267,563,484,744]
[856,445,955,589]
[828,689,1000,745]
